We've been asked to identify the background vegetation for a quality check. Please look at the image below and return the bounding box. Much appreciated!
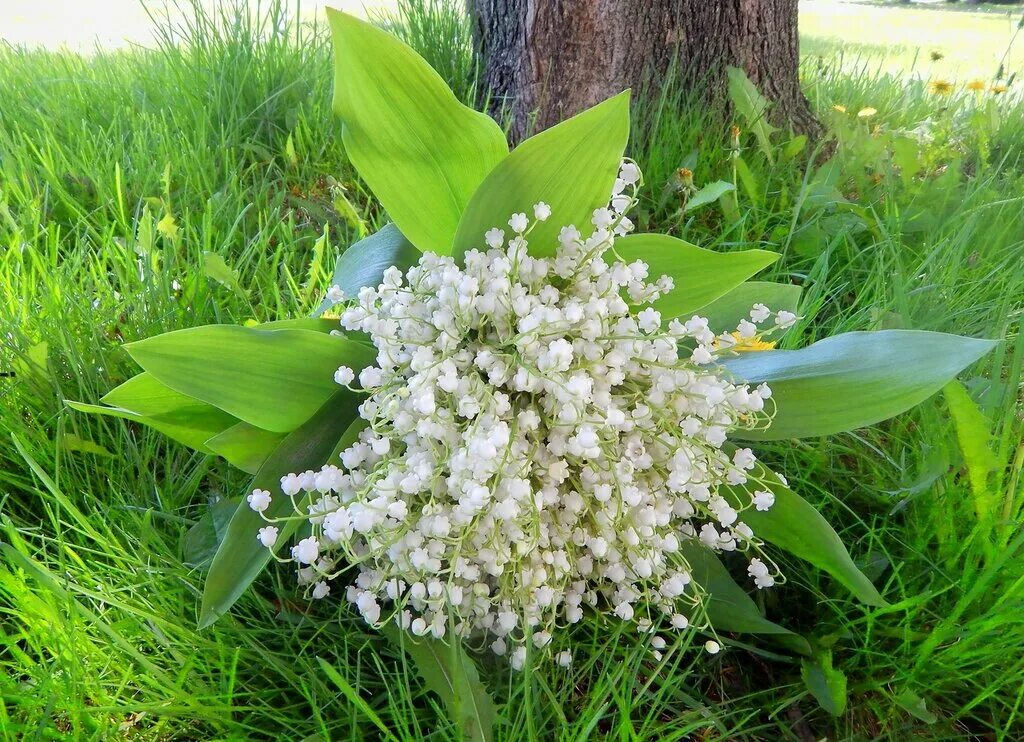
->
[2,0,1023,738]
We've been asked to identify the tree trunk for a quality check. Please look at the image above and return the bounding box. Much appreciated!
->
[469,0,819,141]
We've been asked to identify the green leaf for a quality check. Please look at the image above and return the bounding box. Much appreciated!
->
[727,66,778,161]
[693,281,802,335]
[60,432,114,458]
[67,372,237,453]
[782,135,808,162]
[943,380,1000,522]
[182,498,239,569]
[801,650,848,716]
[723,330,997,440]
[679,541,811,655]
[65,400,231,454]
[257,318,341,333]
[452,92,630,261]
[895,689,938,724]
[733,158,762,207]
[891,136,922,187]
[314,223,422,316]
[612,234,778,321]
[126,326,375,434]
[101,371,203,416]
[284,133,298,168]
[13,341,48,381]
[685,180,735,213]
[383,625,496,742]
[205,423,286,475]
[199,391,363,628]
[332,187,368,237]
[317,658,398,741]
[202,251,245,298]
[327,10,507,254]
[724,460,885,606]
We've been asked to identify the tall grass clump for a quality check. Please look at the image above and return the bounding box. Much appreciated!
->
[1,1,1022,739]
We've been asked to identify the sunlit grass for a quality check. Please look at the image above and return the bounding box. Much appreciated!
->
[1,0,1022,739]
[801,0,1024,82]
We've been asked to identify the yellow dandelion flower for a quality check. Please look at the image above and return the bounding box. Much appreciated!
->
[857,107,877,118]
[832,104,847,113]
[990,83,1008,95]
[966,80,986,92]
[929,79,955,95]
[715,332,777,353]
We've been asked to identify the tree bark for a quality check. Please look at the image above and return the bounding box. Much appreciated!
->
[469,0,819,141]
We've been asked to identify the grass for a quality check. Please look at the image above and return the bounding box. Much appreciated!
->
[801,0,1024,83]
[2,0,1023,739]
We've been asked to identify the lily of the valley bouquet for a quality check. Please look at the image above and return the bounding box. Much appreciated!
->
[75,11,993,682]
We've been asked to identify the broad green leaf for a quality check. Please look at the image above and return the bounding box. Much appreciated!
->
[679,541,811,655]
[685,180,735,213]
[727,66,778,161]
[126,326,375,433]
[327,10,507,254]
[314,223,422,316]
[725,460,885,606]
[257,318,341,333]
[695,281,802,335]
[199,391,363,628]
[65,400,231,454]
[383,625,496,742]
[67,372,237,452]
[452,92,630,260]
[724,330,997,440]
[613,234,778,321]
[801,650,848,716]
[102,371,220,420]
[329,418,369,461]
[205,423,286,475]
[943,380,999,521]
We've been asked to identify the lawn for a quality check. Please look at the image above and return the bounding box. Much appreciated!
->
[802,0,1024,82]
[1,1,1023,740]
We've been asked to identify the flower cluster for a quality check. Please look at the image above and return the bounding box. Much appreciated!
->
[253,163,793,667]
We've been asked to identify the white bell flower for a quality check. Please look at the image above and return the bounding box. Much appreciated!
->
[257,162,786,665]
